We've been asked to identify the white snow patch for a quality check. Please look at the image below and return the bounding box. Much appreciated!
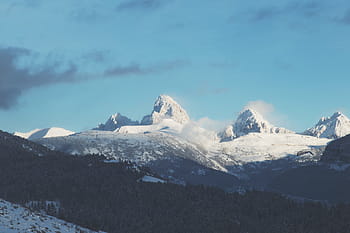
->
[15,127,75,140]
[141,175,166,183]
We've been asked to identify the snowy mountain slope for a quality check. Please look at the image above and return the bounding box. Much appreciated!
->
[95,113,139,131]
[210,133,330,166]
[36,130,226,172]
[304,112,350,139]
[117,119,183,135]
[141,95,190,125]
[35,129,241,189]
[0,199,97,233]
[36,127,331,176]
[14,127,75,140]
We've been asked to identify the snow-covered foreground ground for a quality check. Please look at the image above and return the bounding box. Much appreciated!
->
[0,199,99,233]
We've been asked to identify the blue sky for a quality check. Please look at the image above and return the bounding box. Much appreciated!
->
[0,0,350,133]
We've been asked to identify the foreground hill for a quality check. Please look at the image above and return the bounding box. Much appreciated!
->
[265,134,350,203]
[322,134,350,162]
[2,130,350,232]
[0,199,97,233]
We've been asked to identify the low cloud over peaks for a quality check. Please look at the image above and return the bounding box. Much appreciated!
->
[104,60,189,77]
[244,100,290,128]
[244,100,275,116]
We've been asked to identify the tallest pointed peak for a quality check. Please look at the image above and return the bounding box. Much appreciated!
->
[240,108,264,119]
[157,94,174,101]
[141,94,190,125]
[331,111,345,118]
[154,95,178,110]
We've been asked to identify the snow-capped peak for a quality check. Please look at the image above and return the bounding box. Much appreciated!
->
[141,95,190,125]
[220,108,293,139]
[304,112,350,139]
[14,127,75,140]
[95,113,139,131]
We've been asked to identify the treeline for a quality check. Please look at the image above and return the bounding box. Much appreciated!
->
[1,130,350,232]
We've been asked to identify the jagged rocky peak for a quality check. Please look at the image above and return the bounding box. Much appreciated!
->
[96,113,139,131]
[141,95,190,125]
[218,108,293,141]
[304,112,350,139]
[233,108,292,138]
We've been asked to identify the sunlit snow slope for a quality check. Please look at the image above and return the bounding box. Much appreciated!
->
[14,127,75,140]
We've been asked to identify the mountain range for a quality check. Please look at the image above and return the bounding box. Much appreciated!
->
[15,95,350,140]
[12,95,350,191]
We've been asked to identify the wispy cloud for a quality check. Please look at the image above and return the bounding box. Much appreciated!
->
[335,9,350,25]
[6,0,41,12]
[0,47,189,109]
[0,47,78,109]
[81,50,110,64]
[244,100,291,128]
[116,0,165,11]
[104,60,189,77]
[244,100,275,116]
[196,82,230,96]
[241,1,324,22]
[70,8,103,23]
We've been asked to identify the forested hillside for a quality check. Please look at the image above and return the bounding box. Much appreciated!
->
[1,130,350,233]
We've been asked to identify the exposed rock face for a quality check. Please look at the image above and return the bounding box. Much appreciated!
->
[141,95,190,125]
[322,134,350,162]
[304,112,350,139]
[96,113,138,131]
